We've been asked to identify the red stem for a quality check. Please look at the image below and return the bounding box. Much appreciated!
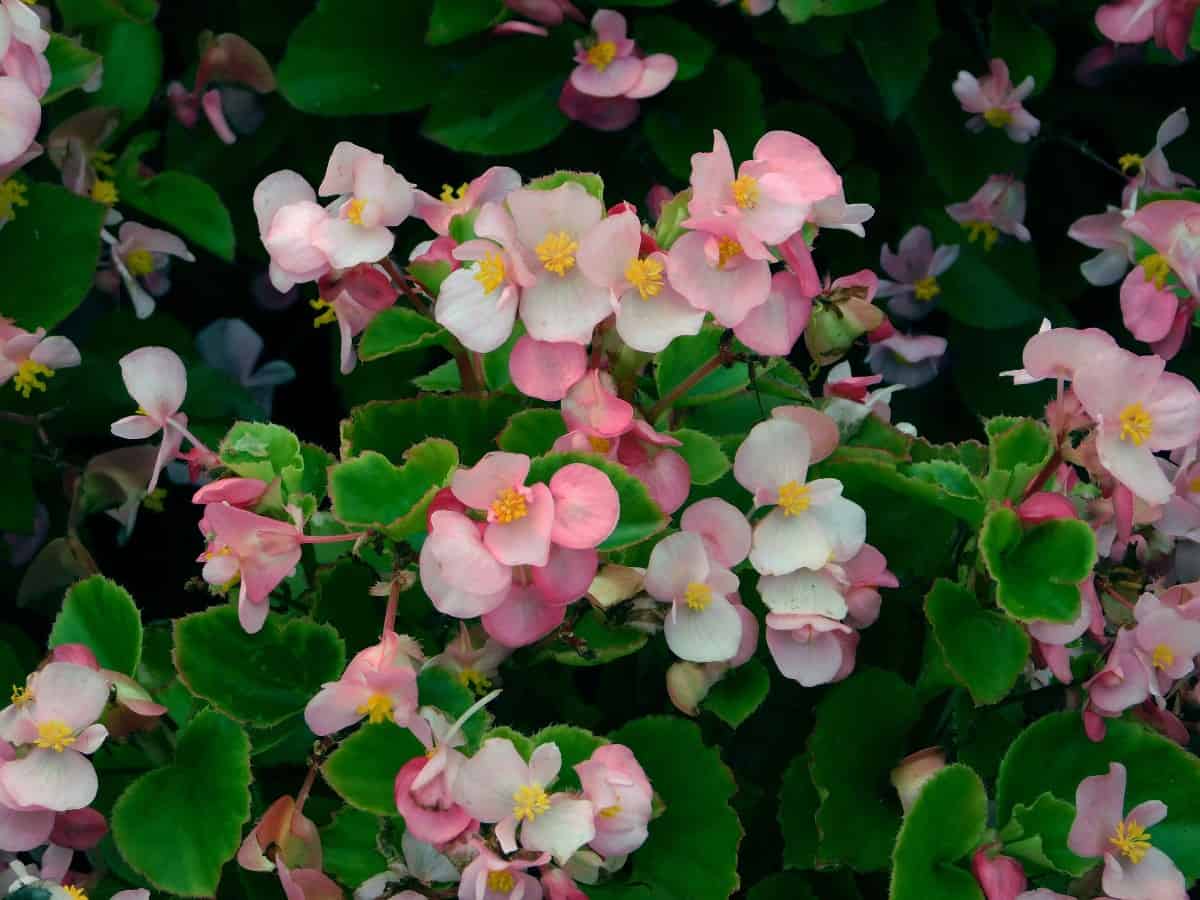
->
[301,531,366,545]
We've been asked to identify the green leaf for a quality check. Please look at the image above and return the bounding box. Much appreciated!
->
[809,668,919,870]
[979,506,1095,623]
[985,416,1052,500]
[342,394,524,466]
[531,724,606,791]
[323,721,425,815]
[0,183,105,330]
[320,807,387,890]
[528,171,605,204]
[90,22,162,126]
[357,307,448,361]
[644,56,765,179]
[990,5,1055,95]
[498,409,568,457]
[603,716,741,900]
[997,712,1200,881]
[656,327,747,407]
[780,754,820,870]
[418,666,488,750]
[412,359,461,392]
[933,235,1043,330]
[329,441,459,539]
[427,0,503,45]
[174,605,345,727]
[633,15,715,81]
[55,0,157,28]
[112,710,251,897]
[422,32,571,154]
[1002,793,1092,877]
[528,453,668,550]
[115,168,235,261]
[49,576,143,675]
[279,0,444,115]
[780,0,886,22]
[219,421,303,482]
[890,765,987,900]
[44,35,104,103]
[748,873,818,900]
[542,609,650,667]
[703,659,770,728]
[670,428,731,485]
[925,579,1030,705]
[853,0,939,119]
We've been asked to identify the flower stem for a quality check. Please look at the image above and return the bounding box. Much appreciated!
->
[294,762,319,817]
[166,417,215,457]
[382,574,399,638]
[381,257,432,317]
[301,531,367,545]
[647,350,724,423]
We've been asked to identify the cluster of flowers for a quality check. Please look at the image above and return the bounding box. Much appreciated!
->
[0,647,162,899]
[0,0,50,201]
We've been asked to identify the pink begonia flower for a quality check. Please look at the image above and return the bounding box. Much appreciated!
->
[110,346,197,493]
[0,76,39,166]
[733,268,817,356]
[644,531,743,663]
[420,510,514,619]
[1120,260,1181,345]
[807,185,876,237]
[1002,320,1119,386]
[952,59,1040,143]
[866,332,947,388]
[413,166,522,237]
[547,462,619,549]
[0,743,55,851]
[196,318,295,416]
[1068,762,1187,900]
[0,663,109,812]
[562,369,634,438]
[101,222,196,320]
[766,612,858,687]
[1121,108,1192,208]
[315,141,413,270]
[734,418,866,575]
[569,11,677,100]
[1131,592,1200,695]
[1085,628,1152,726]
[0,320,80,399]
[1096,0,1198,60]
[1069,207,1137,287]
[1123,200,1200,299]
[451,452,556,567]
[803,269,886,366]
[506,0,585,26]
[577,211,703,352]
[666,225,772,327]
[482,581,568,647]
[314,263,400,374]
[542,867,588,900]
[47,643,166,725]
[559,79,641,132]
[839,543,898,629]
[681,498,752,570]
[456,738,595,864]
[237,795,322,874]
[876,226,960,320]
[1072,347,1200,505]
[427,623,511,694]
[167,33,276,144]
[575,743,652,858]
[946,175,1031,249]
[770,404,841,464]
[305,632,429,741]
[458,840,549,900]
[822,361,901,430]
[253,170,333,292]
[509,337,588,402]
[971,848,1027,900]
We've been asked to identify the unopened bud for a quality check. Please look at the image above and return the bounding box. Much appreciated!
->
[666,661,723,717]
[890,747,946,814]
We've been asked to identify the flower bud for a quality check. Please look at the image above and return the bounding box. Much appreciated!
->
[890,746,946,814]
[970,848,1027,900]
[666,661,723,716]
[804,297,884,366]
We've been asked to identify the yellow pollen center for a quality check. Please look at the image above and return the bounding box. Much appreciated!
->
[1119,402,1153,446]
[1152,643,1175,669]
[440,182,469,203]
[11,684,32,706]
[1188,476,1200,494]
[13,359,54,399]
[125,248,155,277]
[599,804,622,818]
[63,888,88,900]
[716,236,743,269]
[0,179,28,221]
[356,693,394,724]
[625,257,665,299]
[486,871,516,894]
[731,175,760,210]
[1141,253,1172,290]
[588,435,612,453]
[457,668,493,694]
[90,179,119,205]
[35,720,76,752]
[684,582,713,611]
[491,487,529,523]
[1110,820,1152,864]
[345,197,366,226]
[309,297,337,327]
[142,488,167,512]
[92,149,115,176]
[586,40,617,71]
[983,107,1013,128]
[964,220,999,251]
[1119,153,1145,176]
[475,251,507,294]
[512,784,551,822]
[536,231,579,276]
[778,480,811,515]
[913,275,940,301]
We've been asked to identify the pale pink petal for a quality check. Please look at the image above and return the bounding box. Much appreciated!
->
[749,508,835,575]
[733,269,813,356]
[570,57,643,99]
[423,510,513,597]
[509,336,587,401]
[644,531,710,602]
[1101,846,1186,900]
[519,270,613,344]
[1097,430,1173,505]
[664,593,742,662]
[312,217,394,270]
[0,76,39,166]
[521,796,596,863]
[32,663,110,730]
[733,418,811,499]
[455,738,533,822]
[435,266,518,353]
[118,346,186,423]
[680,498,751,568]
[29,337,81,370]
[576,211,640,290]
[614,278,705,353]
[110,414,160,440]
[0,749,97,811]
[452,452,532,510]
[766,618,853,687]
[769,406,839,463]
[253,170,317,235]
[548,463,618,549]
[303,682,370,735]
[665,231,772,327]
[1068,762,1128,858]
[626,54,677,100]
[485,483,555,567]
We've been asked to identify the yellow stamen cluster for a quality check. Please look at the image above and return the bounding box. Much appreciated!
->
[1119,153,1144,176]
[345,197,367,226]
[625,256,665,299]
[11,684,32,706]
[731,175,760,210]
[586,40,618,71]
[142,488,167,513]
[983,107,1013,128]
[125,248,156,278]
[684,582,713,611]
[310,297,337,327]
[356,693,394,724]
[1119,402,1153,446]
[1188,476,1200,494]
[90,179,119,206]
[1141,253,1172,290]
[63,887,88,900]
[599,804,623,818]
[778,480,811,516]
[913,275,941,301]
[963,220,999,251]
[458,668,493,695]
[512,784,551,822]
[491,487,529,523]
[486,870,516,894]
[1109,819,1152,864]
[35,720,76,753]
[440,182,469,203]
[92,149,115,177]
[475,251,507,294]
[13,360,54,398]
[588,435,612,453]
[716,236,742,269]
[0,179,28,221]
[536,231,579,276]
[1152,643,1175,670]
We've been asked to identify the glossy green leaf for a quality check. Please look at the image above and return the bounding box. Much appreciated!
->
[780,753,820,870]
[219,421,303,482]
[528,171,605,203]
[498,409,568,457]
[1002,793,1092,877]
[634,15,715,81]
[342,394,523,466]
[427,0,503,45]
[853,0,939,119]
[531,724,606,791]
[55,0,157,28]
[49,576,143,675]
[670,428,732,485]
[329,440,459,539]
[985,416,1053,500]
[925,579,1029,705]
[703,659,770,728]
[655,327,747,407]
[116,168,235,261]
[542,609,650,667]
[357,307,448,361]
[90,22,162,126]
[323,721,426,815]
[44,35,103,103]
[320,807,388,890]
